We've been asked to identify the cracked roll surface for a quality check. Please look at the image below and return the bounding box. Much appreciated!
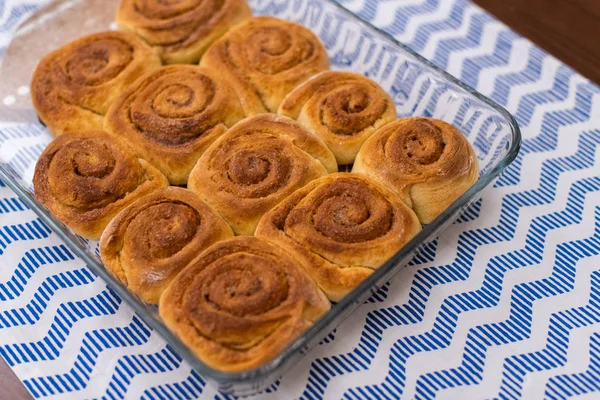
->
[104,65,245,185]
[188,114,337,235]
[31,31,161,135]
[255,173,421,301]
[200,17,330,115]
[279,71,397,164]
[352,117,479,224]
[100,187,233,304]
[116,0,251,64]
[159,236,330,372]
[33,131,169,240]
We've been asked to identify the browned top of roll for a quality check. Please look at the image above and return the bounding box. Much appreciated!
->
[33,131,169,240]
[117,0,252,64]
[357,118,475,183]
[188,114,337,235]
[104,65,245,185]
[352,117,479,223]
[159,236,330,372]
[255,173,421,300]
[279,71,397,164]
[31,31,161,135]
[100,187,233,304]
[258,173,420,267]
[200,16,330,115]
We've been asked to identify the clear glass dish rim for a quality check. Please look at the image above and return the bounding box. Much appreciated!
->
[0,0,522,385]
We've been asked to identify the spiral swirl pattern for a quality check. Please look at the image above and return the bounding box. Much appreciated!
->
[159,236,330,372]
[105,65,245,185]
[100,187,233,304]
[279,71,398,164]
[33,131,169,240]
[188,114,338,235]
[117,0,251,64]
[31,31,161,135]
[255,173,421,301]
[352,117,479,224]
[200,17,330,115]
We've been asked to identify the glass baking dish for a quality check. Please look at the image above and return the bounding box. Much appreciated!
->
[0,0,521,395]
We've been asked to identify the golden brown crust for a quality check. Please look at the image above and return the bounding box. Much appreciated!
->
[117,0,252,64]
[100,187,233,304]
[279,71,397,165]
[159,236,330,372]
[33,131,169,240]
[104,65,245,185]
[200,16,330,115]
[31,31,161,136]
[352,117,479,224]
[255,173,421,301]
[188,114,337,235]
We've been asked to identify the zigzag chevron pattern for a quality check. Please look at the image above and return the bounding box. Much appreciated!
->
[1,0,600,398]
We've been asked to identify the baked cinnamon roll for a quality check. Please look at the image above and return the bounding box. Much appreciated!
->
[255,173,421,301]
[31,31,161,135]
[33,131,169,240]
[159,236,330,372]
[100,187,233,304]
[279,71,397,164]
[200,17,330,115]
[353,117,479,224]
[188,114,337,235]
[116,0,252,64]
[104,65,245,185]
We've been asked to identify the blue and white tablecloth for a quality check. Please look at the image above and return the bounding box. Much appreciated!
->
[2,0,600,398]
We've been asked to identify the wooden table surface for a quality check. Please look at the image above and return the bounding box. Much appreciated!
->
[1,1,599,399]
[472,0,600,84]
[0,357,31,399]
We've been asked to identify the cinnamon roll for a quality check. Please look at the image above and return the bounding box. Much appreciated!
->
[100,187,233,304]
[159,236,330,372]
[352,117,479,224]
[104,65,245,185]
[279,71,397,165]
[116,0,252,64]
[31,31,161,135]
[188,114,338,235]
[33,131,169,240]
[200,17,330,115]
[255,173,421,301]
